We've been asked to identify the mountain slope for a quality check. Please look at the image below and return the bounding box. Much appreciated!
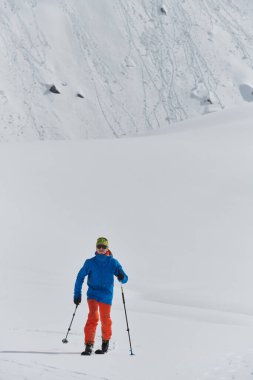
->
[1,106,253,379]
[1,0,253,141]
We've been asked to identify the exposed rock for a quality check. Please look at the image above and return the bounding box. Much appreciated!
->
[160,6,167,15]
[239,84,253,102]
[49,85,60,94]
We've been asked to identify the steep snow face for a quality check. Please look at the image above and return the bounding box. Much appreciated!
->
[1,0,253,141]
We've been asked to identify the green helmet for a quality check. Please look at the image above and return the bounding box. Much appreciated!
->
[96,237,109,247]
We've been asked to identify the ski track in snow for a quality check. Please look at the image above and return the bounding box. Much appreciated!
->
[60,1,123,138]
[0,334,117,380]
[201,351,253,380]
[0,357,110,380]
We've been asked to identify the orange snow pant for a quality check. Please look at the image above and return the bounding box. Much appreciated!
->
[84,299,112,344]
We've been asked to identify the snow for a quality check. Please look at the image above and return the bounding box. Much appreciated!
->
[1,105,253,379]
[1,0,253,140]
[1,0,253,378]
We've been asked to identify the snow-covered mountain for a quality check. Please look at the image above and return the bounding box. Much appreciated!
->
[1,0,253,141]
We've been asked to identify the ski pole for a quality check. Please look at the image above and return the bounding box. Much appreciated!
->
[62,304,78,344]
[121,285,134,355]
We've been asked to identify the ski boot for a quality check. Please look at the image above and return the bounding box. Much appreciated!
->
[81,343,93,356]
[95,340,109,354]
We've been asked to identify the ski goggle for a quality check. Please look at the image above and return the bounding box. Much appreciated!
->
[97,244,107,249]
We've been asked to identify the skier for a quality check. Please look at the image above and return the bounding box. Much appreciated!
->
[74,237,128,355]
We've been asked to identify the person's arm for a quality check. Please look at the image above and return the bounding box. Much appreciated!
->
[115,261,128,284]
[73,260,89,304]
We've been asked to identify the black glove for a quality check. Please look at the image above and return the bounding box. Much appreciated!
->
[117,272,124,282]
[74,296,81,305]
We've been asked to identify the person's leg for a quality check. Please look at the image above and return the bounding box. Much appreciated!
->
[84,299,99,345]
[99,302,112,347]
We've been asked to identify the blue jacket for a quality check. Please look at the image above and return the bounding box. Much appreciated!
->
[74,252,128,305]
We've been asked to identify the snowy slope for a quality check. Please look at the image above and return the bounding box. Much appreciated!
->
[1,0,253,141]
[1,106,253,379]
